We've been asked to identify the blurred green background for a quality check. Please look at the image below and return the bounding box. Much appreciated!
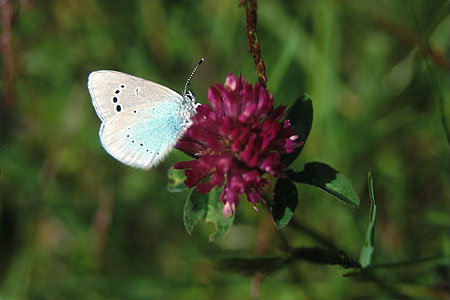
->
[0,0,449,299]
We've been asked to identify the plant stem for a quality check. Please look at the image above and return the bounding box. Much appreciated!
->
[239,0,267,89]
[0,0,17,107]
[250,211,272,299]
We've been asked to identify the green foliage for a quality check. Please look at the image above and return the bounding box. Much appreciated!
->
[359,172,377,268]
[167,167,188,193]
[184,187,234,241]
[272,177,298,229]
[287,162,360,208]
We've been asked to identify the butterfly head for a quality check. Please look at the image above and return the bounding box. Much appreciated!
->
[183,88,198,115]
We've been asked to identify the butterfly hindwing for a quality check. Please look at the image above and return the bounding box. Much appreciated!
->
[99,101,187,169]
[88,70,183,123]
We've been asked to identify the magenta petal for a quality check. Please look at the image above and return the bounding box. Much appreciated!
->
[224,73,238,92]
[197,180,216,193]
[239,133,257,167]
[184,168,209,187]
[246,189,261,205]
[173,160,196,169]
[238,102,257,123]
[259,153,282,176]
[207,87,223,113]
[223,201,236,218]
[268,106,287,121]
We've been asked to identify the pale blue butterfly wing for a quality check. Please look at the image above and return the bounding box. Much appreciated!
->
[88,71,183,122]
[99,101,189,168]
[88,70,192,169]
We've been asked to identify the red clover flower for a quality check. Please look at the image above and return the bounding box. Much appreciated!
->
[174,74,302,217]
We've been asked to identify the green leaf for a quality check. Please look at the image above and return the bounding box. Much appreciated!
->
[282,94,313,166]
[205,188,234,241]
[287,162,360,208]
[183,187,234,241]
[183,188,208,234]
[167,167,188,193]
[272,178,298,229]
[359,172,377,268]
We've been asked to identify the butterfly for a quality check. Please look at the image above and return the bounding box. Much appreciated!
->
[87,58,203,169]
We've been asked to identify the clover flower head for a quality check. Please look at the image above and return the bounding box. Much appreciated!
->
[174,74,302,217]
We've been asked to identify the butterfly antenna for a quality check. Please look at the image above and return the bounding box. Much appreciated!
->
[183,58,204,97]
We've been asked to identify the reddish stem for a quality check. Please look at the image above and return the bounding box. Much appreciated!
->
[0,0,17,107]
[240,0,267,89]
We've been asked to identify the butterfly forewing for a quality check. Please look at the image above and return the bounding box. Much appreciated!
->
[88,70,183,122]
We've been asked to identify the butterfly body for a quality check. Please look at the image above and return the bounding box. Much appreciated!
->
[88,70,196,169]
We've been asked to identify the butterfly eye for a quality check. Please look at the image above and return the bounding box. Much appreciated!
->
[120,84,125,88]
[112,97,118,103]
[116,105,122,112]
[115,90,120,94]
